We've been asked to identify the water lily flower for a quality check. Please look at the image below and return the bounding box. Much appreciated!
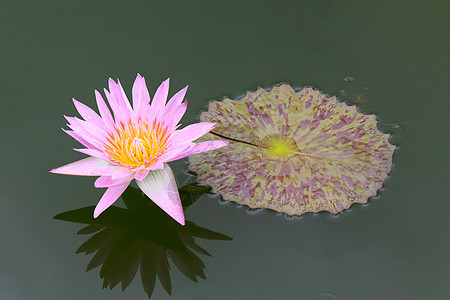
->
[50,74,228,225]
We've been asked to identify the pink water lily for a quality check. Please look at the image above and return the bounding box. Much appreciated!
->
[50,74,228,225]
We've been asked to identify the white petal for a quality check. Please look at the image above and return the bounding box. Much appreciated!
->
[136,163,185,225]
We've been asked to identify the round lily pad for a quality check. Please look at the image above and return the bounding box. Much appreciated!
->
[188,84,395,216]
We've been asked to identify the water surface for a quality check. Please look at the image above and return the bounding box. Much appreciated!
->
[1,1,449,299]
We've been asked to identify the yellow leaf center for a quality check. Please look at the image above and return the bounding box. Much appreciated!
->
[260,134,301,161]
[104,119,170,169]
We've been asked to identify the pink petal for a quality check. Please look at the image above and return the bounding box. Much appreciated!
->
[159,143,196,162]
[62,128,99,150]
[163,102,187,131]
[93,182,130,218]
[132,73,150,115]
[151,78,170,114]
[164,141,229,162]
[116,79,134,117]
[90,165,135,182]
[65,116,107,146]
[170,122,216,147]
[104,87,127,125]
[95,90,115,129]
[140,103,154,124]
[49,157,111,176]
[111,167,134,180]
[72,98,105,129]
[134,169,149,181]
[92,165,121,176]
[94,175,133,188]
[189,140,229,155]
[136,163,185,225]
[74,148,109,160]
[147,160,165,170]
[163,85,188,116]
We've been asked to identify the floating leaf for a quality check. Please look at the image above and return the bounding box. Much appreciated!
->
[188,84,395,216]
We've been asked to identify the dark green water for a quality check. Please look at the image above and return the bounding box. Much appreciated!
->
[1,1,449,299]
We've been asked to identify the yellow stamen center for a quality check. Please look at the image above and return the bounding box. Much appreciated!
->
[104,119,170,169]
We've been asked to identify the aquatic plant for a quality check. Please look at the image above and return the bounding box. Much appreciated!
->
[188,84,395,216]
[50,74,228,225]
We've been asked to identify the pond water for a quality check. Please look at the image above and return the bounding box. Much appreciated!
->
[1,1,449,299]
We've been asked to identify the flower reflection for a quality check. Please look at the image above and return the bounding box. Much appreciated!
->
[54,184,231,298]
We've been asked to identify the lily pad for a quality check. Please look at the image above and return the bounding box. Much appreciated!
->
[188,84,395,216]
